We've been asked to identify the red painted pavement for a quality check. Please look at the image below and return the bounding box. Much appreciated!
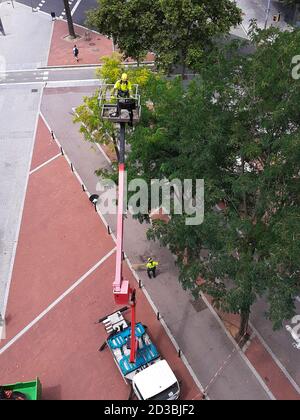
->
[30,117,60,171]
[246,337,300,400]
[0,255,200,399]
[1,156,115,345]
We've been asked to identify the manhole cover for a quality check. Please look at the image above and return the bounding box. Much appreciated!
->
[190,297,207,313]
[89,42,96,46]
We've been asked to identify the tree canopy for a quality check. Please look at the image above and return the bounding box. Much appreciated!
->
[87,0,242,74]
[126,28,300,336]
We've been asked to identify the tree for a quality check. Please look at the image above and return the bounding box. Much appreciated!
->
[74,53,155,165]
[86,0,242,75]
[86,0,162,65]
[153,0,242,76]
[126,28,300,339]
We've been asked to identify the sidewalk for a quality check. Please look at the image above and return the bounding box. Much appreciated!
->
[0,2,52,70]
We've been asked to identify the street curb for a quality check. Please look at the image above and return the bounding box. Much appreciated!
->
[38,61,155,71]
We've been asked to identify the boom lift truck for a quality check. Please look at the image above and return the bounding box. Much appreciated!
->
[97,85,180,401]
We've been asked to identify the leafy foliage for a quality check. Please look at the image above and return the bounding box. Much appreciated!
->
[87,0,242,74]
[127,28,300,334]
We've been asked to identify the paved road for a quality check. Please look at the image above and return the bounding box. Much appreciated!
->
[236,0,290,31]
[9,0,98,25]
[0,67,99,85]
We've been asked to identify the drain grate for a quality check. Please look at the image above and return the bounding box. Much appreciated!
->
[31,89,38,93]
[190,297,207,313]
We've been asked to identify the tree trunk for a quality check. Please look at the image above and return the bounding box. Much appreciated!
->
[238,309,250,342]
[181,59,186,79]
[63,0,76,39]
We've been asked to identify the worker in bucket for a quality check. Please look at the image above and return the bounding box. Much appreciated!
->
[110,73,134,125]
[146,258,159,279]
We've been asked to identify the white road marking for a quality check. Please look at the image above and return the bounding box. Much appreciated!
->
[29,153,62,175]
[71,0,83,16]
[0,248,116,356]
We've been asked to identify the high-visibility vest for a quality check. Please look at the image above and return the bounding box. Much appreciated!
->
[146,261,158,270]
[114,79,132,95]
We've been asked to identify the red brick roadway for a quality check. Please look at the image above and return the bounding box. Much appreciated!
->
[0,116,201,400]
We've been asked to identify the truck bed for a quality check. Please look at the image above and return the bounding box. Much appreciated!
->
[1,378,42,400]
[107,323,160,379]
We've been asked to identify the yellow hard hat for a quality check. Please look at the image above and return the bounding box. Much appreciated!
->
[121,73,128,81]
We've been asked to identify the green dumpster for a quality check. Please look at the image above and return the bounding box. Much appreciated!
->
[1,378,42,400]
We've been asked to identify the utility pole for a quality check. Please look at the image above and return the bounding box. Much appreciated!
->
[63,0,76,39]
[264,0,271,29]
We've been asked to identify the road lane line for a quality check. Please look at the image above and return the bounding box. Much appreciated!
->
[71,0,83,16]
[0,248,116,356]
[29,153,62,175]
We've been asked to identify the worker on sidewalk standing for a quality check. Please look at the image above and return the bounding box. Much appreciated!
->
[146,258,159,279]
[110,73,134,125]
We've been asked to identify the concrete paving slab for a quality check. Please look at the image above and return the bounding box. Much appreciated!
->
[0,2,53,70]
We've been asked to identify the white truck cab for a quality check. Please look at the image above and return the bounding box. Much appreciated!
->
[132,360,180,400]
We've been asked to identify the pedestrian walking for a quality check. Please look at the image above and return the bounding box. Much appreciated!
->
[73,45,79,62]
[146,258,159,279]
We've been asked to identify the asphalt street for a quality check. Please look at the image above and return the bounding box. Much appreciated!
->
[10,0,99,25]
[12,0,292,30]
[0,66,99,85]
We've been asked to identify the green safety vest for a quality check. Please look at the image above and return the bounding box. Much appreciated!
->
[114,79,132,94]
[146,261,158,270]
